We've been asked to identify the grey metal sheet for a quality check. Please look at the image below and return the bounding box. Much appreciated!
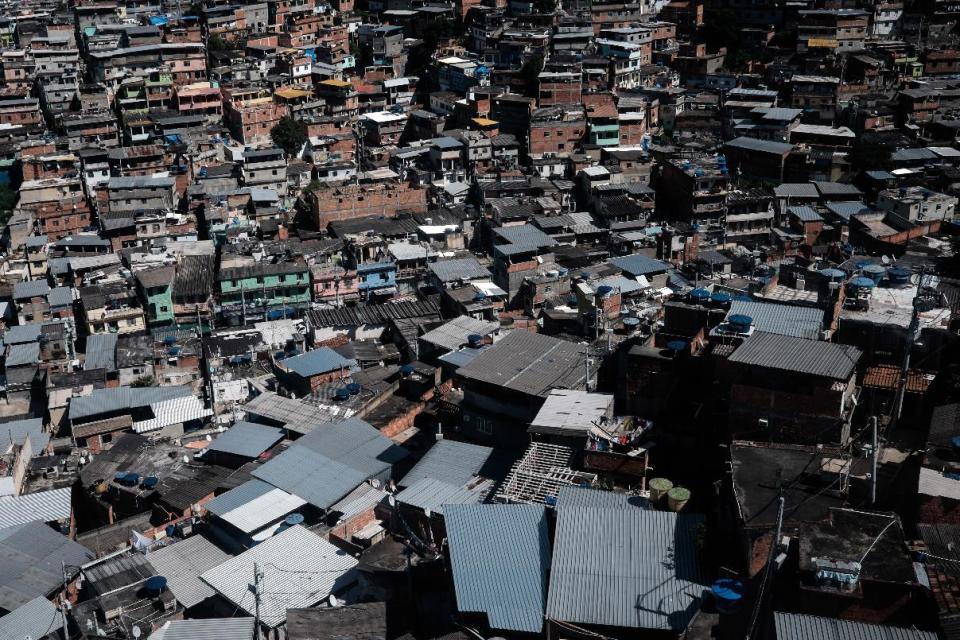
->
[545,487,706,632]
[6,342,39,368]
[419,317,499,351]
[147,535,230,608]
[84,333,118,372]
[252,445,369,510]
[773,611,937,640]
[727,331,860,380]
[0,521,94,611]
[0,417,48,455]
[457,331,587,397]
[206,421,284,458]
[428,258,491,283]
[399,439,494,488]
[155,617,255,640]
[70,386,193,421]
[445,504,550,633]
[0,488,72,529]
[200,525,357,628]
[293,418,407,478]
[394,477,490,515]
[725,301,825,340]
[0,595,62,639]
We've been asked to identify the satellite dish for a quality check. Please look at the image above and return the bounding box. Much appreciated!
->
[132,626,142,639]
[370,479,381,489]
[329,594,340,607]
[881,255,891,265]
[182,455,189,463]
[388,495,396,507]
[424,508,432,518]
[205,434,212,441]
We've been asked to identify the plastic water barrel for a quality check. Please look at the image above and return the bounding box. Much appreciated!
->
[667,486,691,511]
[648,477,673,503]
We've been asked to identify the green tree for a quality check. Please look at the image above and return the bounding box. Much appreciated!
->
[208,32,240,51]
[270,116,308,157]
[131,375,156,387]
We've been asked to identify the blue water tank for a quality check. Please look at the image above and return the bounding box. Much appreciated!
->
[849,276,876,289]
[863,264,887,280]
[689,287,710,301]
[623,317,641,328]
[889,266,911,284]
[728,314,753,330]
[596,285,614,297]
[711,579,744,614]
[124,472,140,486]
[819,268,846,281]
[347,383,361,395]
[334,388,350,401]
[400,364,415,376]
[711,291,732,305]
[285,513,305,526]
[114,472,127,482]
[164,336,177,346]
[143,476,159,489]
[467,334,483,347]
[666,340,688,352]
[145,576,167,594]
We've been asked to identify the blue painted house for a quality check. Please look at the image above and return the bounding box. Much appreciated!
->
[357,261,397,300]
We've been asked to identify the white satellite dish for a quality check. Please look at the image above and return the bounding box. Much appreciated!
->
[881,255,891,265]
[182,455,189,463]
[205,434,212,441]
[424,508,432,518]
[132,626,142,639]
[388,495,396,507]
[329,594,340,607]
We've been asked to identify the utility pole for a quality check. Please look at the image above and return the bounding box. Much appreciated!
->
[60,561,71,640]
[890,266,925,432]
[253,562,262,640]
[870,415,879,505]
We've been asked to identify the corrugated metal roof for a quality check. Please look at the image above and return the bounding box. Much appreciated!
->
[545,487,706,632]
[428,257,491,283]
[84,333,118,372]
[329,482,388,520]
[724,301,825,340]
[0,521,94,611]
[200,525,358,628]
[251,417,406,510]
[151,617,255,640]
[773,183,819,198]
[207,421,284,458]
[725,136,794,155]
[242,391,350,435]
[608,254,669,277]
[438,345,491,369]
[146,535,230,608]
[6,342,39,368]
[12,279,50,301]
[3,324,42,345]
[773,611,937,640]
[47,286,73,308]
[919,467,960,500]
[205,479,306,534]
[70,385,193,421]
[788,205,823,222]
[419,316,500,351]
[132,395,212,433]
[399,439,495,488]
[0,417,48,455]
[395,477,491,515]
[0,487,72,529]
[281,347,356,378]
[457,331,587,397]
[445,504,550,633]
[727,332,860,380]
[0,595,62,640]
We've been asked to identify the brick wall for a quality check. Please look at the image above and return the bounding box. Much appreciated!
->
[311,183,427,228]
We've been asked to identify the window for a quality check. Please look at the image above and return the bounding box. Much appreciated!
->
[476,416,493,435]
[76,437,87,447]
[101,434,112,444]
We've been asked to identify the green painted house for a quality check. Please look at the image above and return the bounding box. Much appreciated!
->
[136,266,176,326]
[217,261,311,324]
